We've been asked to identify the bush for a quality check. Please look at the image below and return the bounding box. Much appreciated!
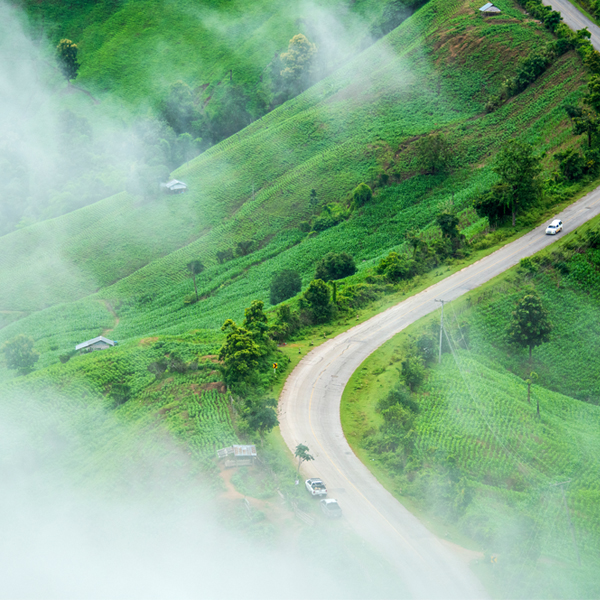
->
[270,270,302,304]
[315,252,357,281]
[376,251,416,282]
[303,279,332,323]
[350,183,373,209]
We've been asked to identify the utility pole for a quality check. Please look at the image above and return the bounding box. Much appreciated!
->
[549,480,581,566]
[434,299,448,364]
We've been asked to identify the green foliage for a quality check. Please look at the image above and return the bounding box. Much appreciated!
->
[294,443,314,473]
[186,260,205,302]
[413,133,455,175]
[240,396,279,438]
[56,39,79,81]
[376,251,416,282]
[555,148,586,182]
[270,270,301,305]
[488,139,542,227]
[2,335,39,375]
[351,183,373,210]
[219,319,262,385]
[303,279,332,323]
[314,251,357,281]
[508,291,552,361]
[401,353,426,392]
[280,34,317,93]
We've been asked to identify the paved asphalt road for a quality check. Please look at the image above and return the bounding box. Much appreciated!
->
[279,185,600,599]
[543,0,600,49]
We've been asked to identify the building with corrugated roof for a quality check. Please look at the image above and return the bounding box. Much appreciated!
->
[479,2,501,14]
[161,179,188,194]
[75,336,116,353]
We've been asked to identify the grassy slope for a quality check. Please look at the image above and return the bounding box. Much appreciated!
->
[0,0,588,385]
[21,0,386,108]
[340,217,600,599]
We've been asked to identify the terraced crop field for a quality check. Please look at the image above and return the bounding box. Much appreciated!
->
[0,0,589,389]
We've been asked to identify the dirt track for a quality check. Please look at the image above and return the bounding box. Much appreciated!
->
[279,187,600,598]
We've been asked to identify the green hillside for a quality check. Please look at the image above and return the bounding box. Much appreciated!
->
[0,0,588,385]
[341,217,600,598]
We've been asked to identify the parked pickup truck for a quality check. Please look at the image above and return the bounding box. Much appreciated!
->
[305,478,327,497]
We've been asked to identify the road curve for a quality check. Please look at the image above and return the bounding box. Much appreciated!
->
[279,186,600,599]
[543,0,600,49]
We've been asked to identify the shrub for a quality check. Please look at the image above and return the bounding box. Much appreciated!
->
[315,251,357,281]
[350,183,373,209]
[270,270,302,304]
[303,279,332,323]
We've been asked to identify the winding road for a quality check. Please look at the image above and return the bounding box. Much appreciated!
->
[543,0,600,49]
[279,182,600,598]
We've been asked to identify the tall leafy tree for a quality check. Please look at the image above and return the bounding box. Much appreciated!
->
[219,320,262,384]
[315,252,356,281]
[56,39,80,82]
[270,270,301,304]
[303,279,332,323]
[414,133,455,175]
[280,34,317,93]
[2,335,39,375]
[243,300,270,347]
[186,260,205,302]
[508,292,552,365]
[492,140,542,226]
[243,397,279,440]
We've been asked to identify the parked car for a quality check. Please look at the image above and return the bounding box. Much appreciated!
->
[305,478,327,497]
[320,498,342,518]
[545,219,563,235]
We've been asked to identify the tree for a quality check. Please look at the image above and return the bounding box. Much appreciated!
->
[351,183,373,210]
[436,211,460,238]
[56,39,80,82]
[186,260,205,302]
[243,300,270,347]
[303,279,332,323]
[508,292,552,366]
[236,240,254,256]
[243,397,279,440]
[314,251,356,281]
[216,248,234,264]
[2,335,39,375]
[219,319,263,384]
[492,140,542,226]
[544,10,562,32]
[294,443,314,475]
[162,81,200,135]
[565,104,600,149]
[375,251,416,282]
[280,34,317,93]
[414,133,455,175]
[270,270,302,304]
[401,354,426,392]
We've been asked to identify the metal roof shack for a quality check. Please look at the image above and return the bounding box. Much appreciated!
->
[161,179,188,194]
[217,444,257,467]
[75,336,116,352]
[479,3,501,14]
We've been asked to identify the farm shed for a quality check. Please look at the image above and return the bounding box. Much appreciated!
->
[478,2,501,14]
[217,444,257,468]
[75,336,116,353]
[161,179,188,194]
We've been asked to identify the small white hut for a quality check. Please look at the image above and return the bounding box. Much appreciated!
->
[75,336,116,353]
[479,2,501,15]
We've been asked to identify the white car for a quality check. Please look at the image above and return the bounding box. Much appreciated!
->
[320,498,342,518]
[305,478,327,497]
[545,219,563,235]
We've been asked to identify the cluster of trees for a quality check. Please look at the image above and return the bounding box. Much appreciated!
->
[300,183,372,234]
[218,300,284,439]
[376,211,466,283]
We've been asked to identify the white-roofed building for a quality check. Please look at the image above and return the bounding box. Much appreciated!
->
[479,2,501,14]
[75,336,116,353]
[161,179,188,194]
